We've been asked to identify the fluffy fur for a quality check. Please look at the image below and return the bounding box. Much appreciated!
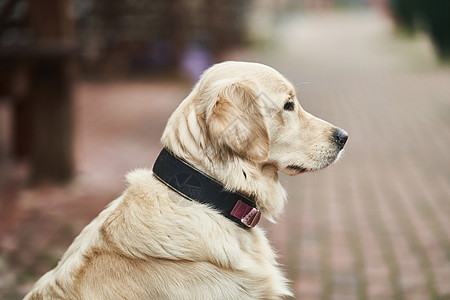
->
[25,61,347,299]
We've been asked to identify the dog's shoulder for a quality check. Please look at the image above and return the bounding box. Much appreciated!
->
[125,168,153,187]
[119,168,169,212]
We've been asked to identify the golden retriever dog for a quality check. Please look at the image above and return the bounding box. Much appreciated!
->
[25,61,347,299]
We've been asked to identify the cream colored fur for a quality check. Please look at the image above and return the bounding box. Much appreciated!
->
[25,61,346,299]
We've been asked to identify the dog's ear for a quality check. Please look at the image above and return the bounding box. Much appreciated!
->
[205,79,269,162]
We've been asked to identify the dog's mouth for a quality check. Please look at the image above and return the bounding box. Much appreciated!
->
[282,146,343,175]
[285,165,308,175]
[287,165,307,171]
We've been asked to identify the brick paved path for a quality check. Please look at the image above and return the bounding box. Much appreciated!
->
[260,11,450,300]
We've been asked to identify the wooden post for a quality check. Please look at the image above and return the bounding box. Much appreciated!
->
[26,0,75,182]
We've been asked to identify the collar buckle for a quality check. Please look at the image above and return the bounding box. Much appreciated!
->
[231,200,261,228]
[242,207,261,227]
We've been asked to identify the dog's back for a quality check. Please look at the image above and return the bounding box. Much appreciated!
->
[25,170,291,299]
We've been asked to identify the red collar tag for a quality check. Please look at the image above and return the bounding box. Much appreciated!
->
[230,200,261,228]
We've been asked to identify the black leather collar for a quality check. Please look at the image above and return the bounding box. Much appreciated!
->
[152,148,261,228]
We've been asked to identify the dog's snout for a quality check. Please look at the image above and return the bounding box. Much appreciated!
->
[333,129,348,150]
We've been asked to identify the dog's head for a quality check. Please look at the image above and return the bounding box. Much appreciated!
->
[194,61,347,175]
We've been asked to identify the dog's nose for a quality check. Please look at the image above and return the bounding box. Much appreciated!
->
[333,129,348,150]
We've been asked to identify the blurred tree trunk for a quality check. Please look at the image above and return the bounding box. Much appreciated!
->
[27,59,74,182]
[25,0,75,182]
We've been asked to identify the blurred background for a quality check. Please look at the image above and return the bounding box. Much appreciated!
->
[0,0,449,299]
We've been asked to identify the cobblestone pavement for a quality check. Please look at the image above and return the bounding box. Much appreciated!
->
[1,9,449,300]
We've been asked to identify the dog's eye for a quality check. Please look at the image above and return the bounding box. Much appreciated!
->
[283,101,295,111]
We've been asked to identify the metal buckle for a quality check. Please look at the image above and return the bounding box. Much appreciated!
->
[241,207,261,228]
[230,200,262,228]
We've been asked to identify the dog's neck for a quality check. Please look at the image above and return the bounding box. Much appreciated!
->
[161,98,287,222]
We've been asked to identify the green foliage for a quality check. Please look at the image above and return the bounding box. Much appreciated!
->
[389,0,450,60]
